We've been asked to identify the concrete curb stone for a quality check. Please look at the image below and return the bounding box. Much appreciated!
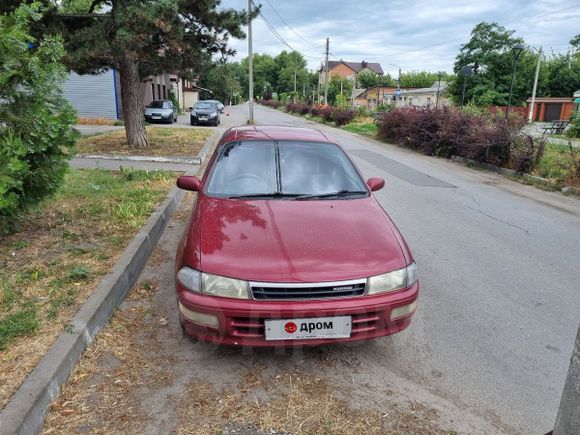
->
[0,131,219,435]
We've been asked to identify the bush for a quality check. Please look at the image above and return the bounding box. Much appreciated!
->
[261,100,283,109]
[332,109,356,126]
[567,112,580,138]
[0,4,77,231]
[376,107,544,172]
[319,106,333,122]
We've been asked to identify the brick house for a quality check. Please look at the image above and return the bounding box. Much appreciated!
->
[319,60,384,85]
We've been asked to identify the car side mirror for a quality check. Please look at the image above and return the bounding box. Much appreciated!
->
[177,175,202,192]
[188,107,193,111]
[366,177,385,192]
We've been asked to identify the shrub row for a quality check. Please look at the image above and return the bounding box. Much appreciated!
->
[376,107,545,173]
[282,103,356,126]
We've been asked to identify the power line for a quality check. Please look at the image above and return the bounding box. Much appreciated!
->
[263,0,321,48]
[251,1,324,60]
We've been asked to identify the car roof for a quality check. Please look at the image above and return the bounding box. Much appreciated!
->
[221,126,331,144]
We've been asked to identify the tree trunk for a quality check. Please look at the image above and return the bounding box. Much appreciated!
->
[118,54,148,148]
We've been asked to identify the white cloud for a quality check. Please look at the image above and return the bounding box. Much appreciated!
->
[219,0,579,74]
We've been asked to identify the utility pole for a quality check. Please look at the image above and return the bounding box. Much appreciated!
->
[528,47,542,123]
[435,71,442,109]
[247,0,254,123]
[324,37,329,105]
[553,324,580,435]
[293,69,297,102]
[351,72,356,107]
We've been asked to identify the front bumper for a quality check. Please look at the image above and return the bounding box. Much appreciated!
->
[145,114,172,122]
[190,115,217,124]
[176,281,419,346]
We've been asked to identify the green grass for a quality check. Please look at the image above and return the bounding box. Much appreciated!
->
[536,142,577,182]
[0,305,39,350]
[0,168,175,352]
[341,122,378,138]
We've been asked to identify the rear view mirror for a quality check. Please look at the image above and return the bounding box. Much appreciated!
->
[188,106,193,111]
[177,175,202,192]
[366,177,385,192]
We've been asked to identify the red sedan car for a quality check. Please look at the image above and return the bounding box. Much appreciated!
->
[175,126,418,346]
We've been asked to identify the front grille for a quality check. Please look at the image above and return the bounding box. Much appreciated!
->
[250,280,366,300]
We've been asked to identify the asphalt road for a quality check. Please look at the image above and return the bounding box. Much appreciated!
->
[227,105,580,432]
[53,104,580,434]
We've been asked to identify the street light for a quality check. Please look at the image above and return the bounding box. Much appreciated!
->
[505,44,526,120]
[460,65,473,108]
[435,71,443,109]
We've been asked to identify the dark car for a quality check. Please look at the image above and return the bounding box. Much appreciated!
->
[205,99,225,113]
[190,101,220,126]
[174,126,419,347]
[144,100,177,124]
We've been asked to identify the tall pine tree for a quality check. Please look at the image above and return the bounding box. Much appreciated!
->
[4,0,249,147]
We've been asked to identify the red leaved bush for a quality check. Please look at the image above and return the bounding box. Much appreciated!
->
[376,107,544,172]
[332,109,356,126]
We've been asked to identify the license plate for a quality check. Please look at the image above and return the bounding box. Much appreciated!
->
[265,316,352,340]
[199,116,208,120]
[152,116,161,120]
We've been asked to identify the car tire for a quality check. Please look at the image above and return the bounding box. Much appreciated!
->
[190,120,196,126]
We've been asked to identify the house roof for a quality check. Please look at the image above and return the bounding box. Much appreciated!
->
[382,82,448,96]
[327,60,384,75]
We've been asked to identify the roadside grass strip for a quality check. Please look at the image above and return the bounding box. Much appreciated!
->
[0,168,175,409]
[76,126,212,157]
[342,122,378,138]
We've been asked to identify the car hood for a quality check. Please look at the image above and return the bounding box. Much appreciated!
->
[145,107,172,115]
[195,197,406,282]
[192,108,216,115]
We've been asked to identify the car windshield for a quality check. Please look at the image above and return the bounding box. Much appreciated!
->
[205,141,368,199]
[149,101,170,109]
[195,102,215,109]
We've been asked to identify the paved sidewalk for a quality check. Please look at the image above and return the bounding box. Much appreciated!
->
[71,157,197,172]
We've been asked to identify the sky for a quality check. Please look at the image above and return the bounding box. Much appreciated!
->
[218,0,580,77]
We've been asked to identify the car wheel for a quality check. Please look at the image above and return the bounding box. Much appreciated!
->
[190,120,196,126]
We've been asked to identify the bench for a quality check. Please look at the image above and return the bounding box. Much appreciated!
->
[542,120,569,135]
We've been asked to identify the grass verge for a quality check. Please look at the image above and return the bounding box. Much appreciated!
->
[0,168,175,409]
[535,142,580,187]
[342,122,378,138]
[76,126,212,157]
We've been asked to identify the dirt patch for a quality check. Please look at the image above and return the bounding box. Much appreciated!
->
[76,127,211,157]
[43,303,176,434]
[175,370,445,435]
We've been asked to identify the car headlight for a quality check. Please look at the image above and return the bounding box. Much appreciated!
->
[177,267,250,299]
[210,112,217,118]
[367,262,418,295]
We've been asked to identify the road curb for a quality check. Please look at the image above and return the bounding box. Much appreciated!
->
[0,186,184,435]
[196,130,221,164]
[0,130,220,435]
[76,154,199,164]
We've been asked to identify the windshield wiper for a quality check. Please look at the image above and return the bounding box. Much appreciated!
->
[227,192,300,199]
[294,190,368,200]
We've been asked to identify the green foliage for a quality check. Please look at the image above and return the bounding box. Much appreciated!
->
[0,304,39,351]
[567,112,580,139]
[450,23,579,107]
[357,70,381,88]
[0,3,77,231]
[327,75,352,106]
[167,89,181,113]
[400,71,449,88]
